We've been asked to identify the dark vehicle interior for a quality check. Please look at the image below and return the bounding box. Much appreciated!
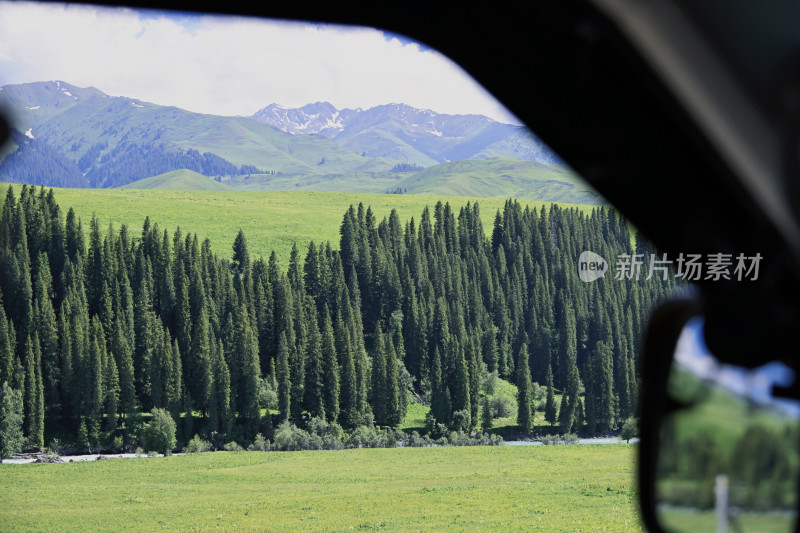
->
[2,1,798,531]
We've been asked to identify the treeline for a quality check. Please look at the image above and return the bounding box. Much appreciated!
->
[0,184,674,451]
[390,163,424,173]
[0,131,86,188]
[82,142,265,187]
[0,137,266,189]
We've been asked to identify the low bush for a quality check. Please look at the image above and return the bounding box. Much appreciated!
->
[489,395,513,419]
[451,410,471,432]
[406,431,432,447]
[541,433,579,445]
[273,422,321,451]
[248,433,270,452]
[141,408,177,455]
[620,417,638,443]
[257,378,279,411]
[223,441,244,452]
[240,420,503,452]
[185,434,212,453]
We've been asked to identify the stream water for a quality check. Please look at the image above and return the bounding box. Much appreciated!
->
[1,437,638,463]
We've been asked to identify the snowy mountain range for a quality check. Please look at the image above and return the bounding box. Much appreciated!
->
[251,102,561,167]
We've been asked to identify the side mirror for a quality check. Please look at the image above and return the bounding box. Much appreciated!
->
[639,299,800,533]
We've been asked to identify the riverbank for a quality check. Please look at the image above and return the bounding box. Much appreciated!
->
[1,436,638,464]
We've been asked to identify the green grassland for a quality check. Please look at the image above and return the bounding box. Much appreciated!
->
[0,445,642,532]
[0,184,594,266]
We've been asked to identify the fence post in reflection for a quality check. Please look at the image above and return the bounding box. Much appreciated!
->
[715,474,729,533]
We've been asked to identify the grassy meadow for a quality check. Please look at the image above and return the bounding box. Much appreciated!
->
[0,444,642,532]
[0,183,594,266]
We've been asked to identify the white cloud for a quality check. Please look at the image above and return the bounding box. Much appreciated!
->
[0,1,522,124]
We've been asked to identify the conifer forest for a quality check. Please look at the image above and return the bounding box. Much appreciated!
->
[0,184,676,450]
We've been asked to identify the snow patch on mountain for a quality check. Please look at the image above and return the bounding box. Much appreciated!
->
[250,102,347,136]
[249,101,561,166]
[24,128,34,139]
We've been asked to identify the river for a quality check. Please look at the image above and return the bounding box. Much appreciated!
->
[1,437,638,463]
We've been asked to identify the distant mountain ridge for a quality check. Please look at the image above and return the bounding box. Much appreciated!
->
[0,80,598,203]
[250,102,562,167]
[0,81,394,188]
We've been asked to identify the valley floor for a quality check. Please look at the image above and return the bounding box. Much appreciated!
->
[0,444,642,532]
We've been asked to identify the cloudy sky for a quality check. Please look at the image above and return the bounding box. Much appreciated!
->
[0,1,521,124]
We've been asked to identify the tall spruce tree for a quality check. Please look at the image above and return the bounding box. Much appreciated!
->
[336,316,359,428]
[515,343,534,434]
[0,382,24,459]
[429,347,449,425]
[481,394,493,430]
[451,343,472,430]
[303,313,325,420]
[370,323,387,425]
[594,340,616,434]
[384,332,402,427]
[320,308,340,423]
[276,331,291,422]
[235,302,261,439]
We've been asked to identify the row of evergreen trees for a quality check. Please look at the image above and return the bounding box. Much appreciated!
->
[83,143,266,187]
[0,184,675,449]
[0,131,89,189]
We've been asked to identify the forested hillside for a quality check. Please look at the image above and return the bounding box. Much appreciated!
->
[0,184,675,450]
[0,134,267,189]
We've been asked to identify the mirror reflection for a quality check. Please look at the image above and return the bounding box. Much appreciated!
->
[656,317,799,532]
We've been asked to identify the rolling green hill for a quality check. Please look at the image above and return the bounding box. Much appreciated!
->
[119,169,232,191]
[394,157,604,204]
[219,157,603,204]
[223,169,404,193]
